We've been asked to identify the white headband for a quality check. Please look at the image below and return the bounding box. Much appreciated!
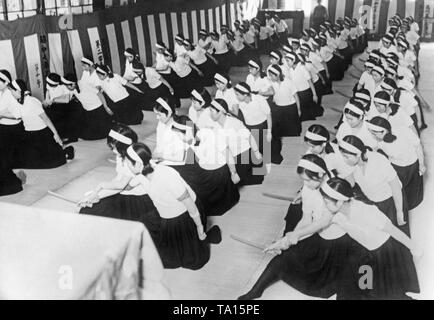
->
[214,73,228,85]
[270,51,280,60]
[81,57,94,66]
[234,84,250,94]
[175,35,184,42]
[109,130,133,145]
[127,146,143,164]
[248,60,260,69]
[372,66,385,76]
[268,65,281,76]
[211,100,226,113]
[172,122,193,133]
[285,53,296,61]
[0,72,10,83]
[321,183,350,201]
[191,90,204,104]
[374,97,390,105]
[345,103,364,116]
[156,97,173,116]
[46,77,59,86]
[61,77,74,85]
[96,66,108,75]
[298,159,325,174]
[156,43,165,49]
[10,80,21,92]
[355,92,370,101]
[124,51,134,57]
[305,131,328,142]
[367,122,387,132]
[339,140,362,155]
[282,45,292,53]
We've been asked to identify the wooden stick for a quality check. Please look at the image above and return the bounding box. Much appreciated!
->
[230,235,266,251]
[335,89,352,99]
[107,158,116,164]
[262,192,294,202]
[330,107,343,114]
[47,191,79,204]
[349,72,361,80]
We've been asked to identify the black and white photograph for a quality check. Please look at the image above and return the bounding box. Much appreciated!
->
[1,0,434,305]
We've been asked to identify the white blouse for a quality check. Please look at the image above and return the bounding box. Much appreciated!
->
[186,47,207,65]
[239,94,271,126]
[46,84,72,102]
[352,151,399,202]
[271,78,297,106]
[220,116,251,157]
[131,165,197,219]
[212,36,229,54]
[246,74,272,94]
[188,107,216,129]
[115,156,147,196]
[215,88,238,115]
[0,88,21,125]
[145,67,163,89]
[100,74,129,103]
[287,64,311,92]
[309,51,325,71]
[320,45,334,62]
[194,127,228,170]
[335,200,391,251]
[20,96,46,132]
[300,186,346,240]
[169,56,192,78]
[81,70,102,89]
[378,127,420,167]
[73,80,102,111]
[155,120,189,166]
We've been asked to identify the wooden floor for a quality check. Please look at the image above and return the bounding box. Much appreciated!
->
[2,42,434,300]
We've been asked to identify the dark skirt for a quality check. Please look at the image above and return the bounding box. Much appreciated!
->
[268,233,352,298]
[392,161,424,211]
[375,196,410,236]
[277,31,288,46]
[157,210,210,270]
[173,161,240,217]
[337,237,420,300]
[159,70,178,89]
[235,148,264,186]
[45,100,81,140]
[80,193,160,239]
[14,127,66,169]
[79,105,112,141]
[284,202,303,234]
[319,69,333,95]
[246,120,270,168]
[313,79,325,117]
[172,71,204,99]
[232,47,250,67]
[338,47,353,70]
[258,38,270,55]
[0,123,24,196]
[107,95,143,126]
[327,56,345,81]
[297,89,317,122]
[213,51,233,74]
[195,58,218,86]
[146,83,180,110]
[271,103,302,137]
